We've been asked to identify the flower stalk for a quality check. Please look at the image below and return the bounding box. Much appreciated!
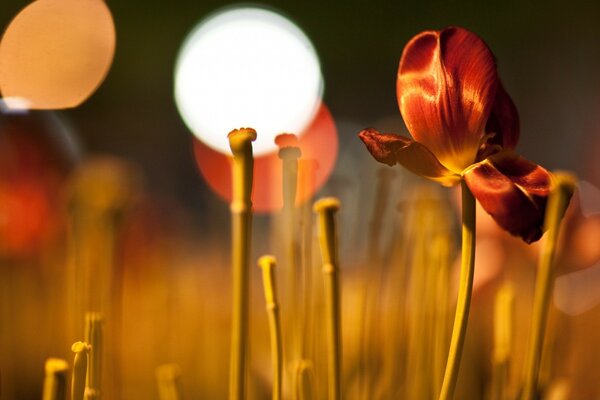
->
[314,197,342,400]
[155,364,183,400]
[276,134,302,370]
[228,128,257,400]
[520,173,576,400]
[84,312,104,400]
[43,358,69,400]
[71,341,91,400]
[258,255,283,400]
[438,180,476,400]
[491,282,515,400]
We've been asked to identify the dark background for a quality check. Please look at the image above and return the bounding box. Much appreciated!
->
[2,0,600,214]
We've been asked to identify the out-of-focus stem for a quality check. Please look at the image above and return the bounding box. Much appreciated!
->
[228,128,257,400]
[276,134,302,370]
[295,360,316,400]
[438,180,476,400]
[520,173,576,400]
[43,358,69,400]
[491,282,515,400]
[298,159,319,362]
[155,364,183,400]
[84,312,103,400]
[314,197,342,400]
[361,167,395,399]
[433,234,451,398]
[71,342,90,400]
[258,255,283,400]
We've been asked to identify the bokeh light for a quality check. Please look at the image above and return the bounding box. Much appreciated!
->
[175,6,323,156]
[0,106,79,257]
[0,0,115,110]
[193,103,337,212]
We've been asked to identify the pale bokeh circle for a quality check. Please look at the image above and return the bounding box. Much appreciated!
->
[174,7,323,156]
[0,0,116,110]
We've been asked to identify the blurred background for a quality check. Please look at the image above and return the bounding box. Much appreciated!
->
[2,0,600,217]
[1,1,600,399]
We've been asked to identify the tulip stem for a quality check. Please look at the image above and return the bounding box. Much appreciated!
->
[520,173,576,400]
[438,180,476,400]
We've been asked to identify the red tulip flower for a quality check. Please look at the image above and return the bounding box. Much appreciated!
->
[359,26,561,243]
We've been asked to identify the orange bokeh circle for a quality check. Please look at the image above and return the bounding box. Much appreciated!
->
[0,0,115,109]
[193,104,338,213]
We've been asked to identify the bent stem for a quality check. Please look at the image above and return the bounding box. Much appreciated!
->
[520,173,576,400]
[438,180,476,400]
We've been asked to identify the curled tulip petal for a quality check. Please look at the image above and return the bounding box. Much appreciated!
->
[463,152,555,243]
[479,81,520,158]
[397,26,498,173]
[359,128,459,186]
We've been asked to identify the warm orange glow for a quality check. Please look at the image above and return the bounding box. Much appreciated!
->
[193,104,338,212]
[0,0,116,109]
[0,110,77,256]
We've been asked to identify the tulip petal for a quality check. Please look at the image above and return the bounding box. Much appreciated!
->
[463,152,554,243]
[479,81,520,159]
[359,128,459,186]
[397,26,498,173]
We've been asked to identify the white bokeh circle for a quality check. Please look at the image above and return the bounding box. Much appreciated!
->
[174,7,323,156]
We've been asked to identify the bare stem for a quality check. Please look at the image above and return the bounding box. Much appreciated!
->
[228,128,257,400]
[314,197,342,400]
[155,364,183,400]
[491,282,515,400]
[43,358,69,400]
[258,255,283,400]
[71,342,91,400]
[84,312,104,400]
[520,173,576,400]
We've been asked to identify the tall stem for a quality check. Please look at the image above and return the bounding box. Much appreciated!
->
[84,312,104,400]
[259,255,283,400]
[314,198,342,400]
[43,358,69,400]
[438,180,476,400]
[228,128,256,400]
[72,341,90,400]
[520,173,575,400]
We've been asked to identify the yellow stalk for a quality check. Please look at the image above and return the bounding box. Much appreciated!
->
[277,136,302,376]
[258,255,283,400]
[298,158,319,365]
[84,312,103,400]
[295,360,316,400]
[314,197,342,400]
[520,173,576,400]
[491,282,515,400]
[155,364,183,400]
[433,233,452,398]
[378,201,410,398]
[438,180,476,400]
[360,167,395,399]
[71,342,91,400]
[228,128,257,400]
[43,358,69,400]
